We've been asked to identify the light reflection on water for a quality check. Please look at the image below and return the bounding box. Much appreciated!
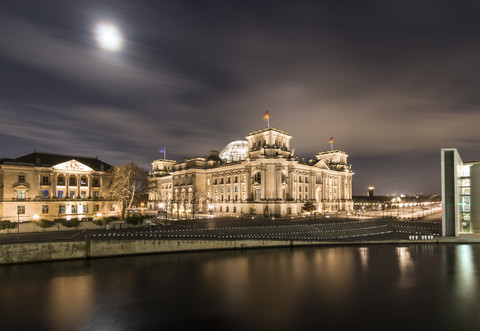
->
[0,245,479,330]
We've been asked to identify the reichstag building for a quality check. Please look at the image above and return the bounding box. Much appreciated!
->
[149,127,354,217]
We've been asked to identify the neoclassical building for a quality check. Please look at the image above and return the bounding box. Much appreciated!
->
[149,127,354,217]
[0,152,119,222]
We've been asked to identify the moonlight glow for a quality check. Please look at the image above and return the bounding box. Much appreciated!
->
[94,22,123,52]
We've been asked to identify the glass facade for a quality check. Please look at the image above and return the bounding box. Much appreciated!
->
[219,140,248,163]
[459,165,471,233]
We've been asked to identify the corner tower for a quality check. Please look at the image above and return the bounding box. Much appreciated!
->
[246,127,294,160]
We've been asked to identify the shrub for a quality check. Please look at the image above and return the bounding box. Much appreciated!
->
[93,216,118,226]
[37,219,54,228]
[0,220,15,230]
[126,214,144,225]
[61,218,80,228]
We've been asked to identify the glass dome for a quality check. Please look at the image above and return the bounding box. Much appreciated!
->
[219,140,248,163]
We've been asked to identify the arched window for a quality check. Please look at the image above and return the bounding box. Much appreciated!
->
[254,172,261,183]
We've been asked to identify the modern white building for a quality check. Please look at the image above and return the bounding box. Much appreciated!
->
[149,127,354,217]
[441,148,480,236]
[0,152,119,222]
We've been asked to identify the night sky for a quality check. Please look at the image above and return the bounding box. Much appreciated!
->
[1,0,479,196]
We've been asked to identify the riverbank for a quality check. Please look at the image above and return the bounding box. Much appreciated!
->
[0,215,452,265]
[3,235,479,265]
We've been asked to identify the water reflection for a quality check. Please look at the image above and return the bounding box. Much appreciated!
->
[396,247,415,289]
[0,245,479,330]
[47,275,94,330]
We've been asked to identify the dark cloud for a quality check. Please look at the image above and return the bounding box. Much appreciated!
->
[1,0,480,195]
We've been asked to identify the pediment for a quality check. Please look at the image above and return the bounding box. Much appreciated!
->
[53,159,93,172]
[313,159,330,170]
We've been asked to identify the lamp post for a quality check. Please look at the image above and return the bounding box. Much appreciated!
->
[159,202,165,222]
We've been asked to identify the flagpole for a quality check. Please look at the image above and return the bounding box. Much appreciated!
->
[164,146,166,160]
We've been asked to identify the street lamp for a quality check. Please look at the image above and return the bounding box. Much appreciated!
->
[208,203,214,217]
[159,202,165,221]
[17,208,20,234]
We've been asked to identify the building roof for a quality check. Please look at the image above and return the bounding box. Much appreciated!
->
[248,127,290,136]
[0,152,112,171]
[219,140,248,163]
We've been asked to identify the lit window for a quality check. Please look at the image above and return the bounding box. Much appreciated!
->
[57,176,65,186]
[69,177,77,186]
[80,176,87,186]
[70,191,76,199]
[17,190,26,200]
[42,190,49,199]
[57,190,64,199]
[17,205,25,214]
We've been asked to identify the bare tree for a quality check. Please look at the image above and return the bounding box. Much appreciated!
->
[108,163,149,220]
[189,187,206,219]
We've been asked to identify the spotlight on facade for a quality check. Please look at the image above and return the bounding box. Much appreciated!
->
[97,213,102,217]
[158,202,165,209]
[33,214,39,220]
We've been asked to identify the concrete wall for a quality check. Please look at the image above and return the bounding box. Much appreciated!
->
[470,164,480,233]
[0,241,87,264]
[0,239,301,265]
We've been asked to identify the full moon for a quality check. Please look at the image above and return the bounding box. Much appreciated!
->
[93,22,123,52]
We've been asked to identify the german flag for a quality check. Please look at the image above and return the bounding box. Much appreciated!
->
[263,110,269,121]
[329,137,333,144]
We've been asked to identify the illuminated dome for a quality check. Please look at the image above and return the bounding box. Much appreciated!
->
[219,140,248,163]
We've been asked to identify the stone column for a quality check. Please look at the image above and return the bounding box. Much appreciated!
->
[77,174,80,198]
[88,174,92,198]
[276,166,282,200]
[261,166,266,200]
[65,173,69,197]
[246,168,252,201]
[288,168,294,200]
[53,173,57,198]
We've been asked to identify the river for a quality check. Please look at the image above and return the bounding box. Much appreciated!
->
[0,244,479,330]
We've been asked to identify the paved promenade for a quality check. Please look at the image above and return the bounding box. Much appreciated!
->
[0,214,443,244]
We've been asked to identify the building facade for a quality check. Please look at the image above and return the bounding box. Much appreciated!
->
[0,152,119,222]
[149,127,354,217]
[441,148,480,236]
